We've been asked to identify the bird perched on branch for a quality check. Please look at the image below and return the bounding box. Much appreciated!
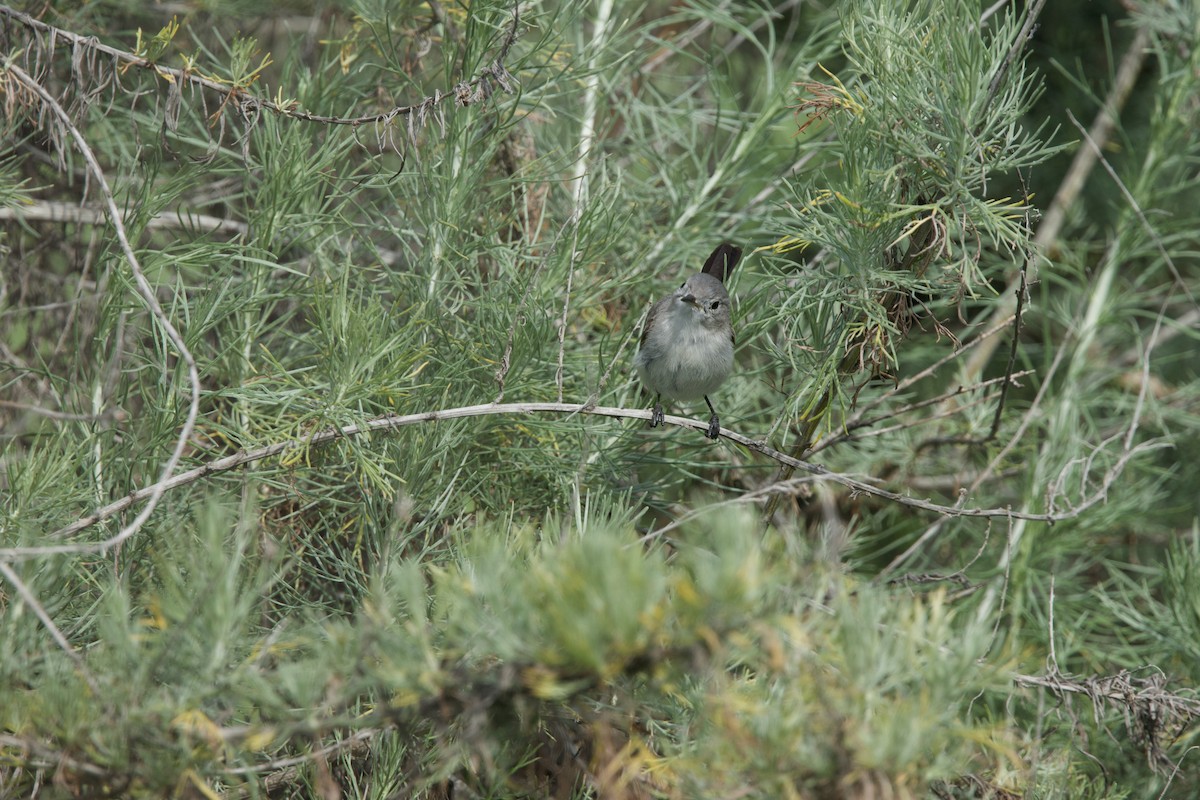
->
[634,242,741,440]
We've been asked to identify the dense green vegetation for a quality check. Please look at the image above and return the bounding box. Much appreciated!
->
[2,0,1198,797]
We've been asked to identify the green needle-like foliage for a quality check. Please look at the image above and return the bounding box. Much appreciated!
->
[2,0,1198,797]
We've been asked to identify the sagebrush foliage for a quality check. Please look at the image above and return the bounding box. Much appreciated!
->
[2,0,1198,798]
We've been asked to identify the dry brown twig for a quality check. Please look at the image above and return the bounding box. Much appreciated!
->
[842,314,1017,425]
[811,368,1034,455]
[1014,668,1200,774]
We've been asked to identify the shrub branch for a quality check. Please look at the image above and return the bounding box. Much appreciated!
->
[0,395,1161,561]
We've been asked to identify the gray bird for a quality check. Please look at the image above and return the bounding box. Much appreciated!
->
[634,243,741,439]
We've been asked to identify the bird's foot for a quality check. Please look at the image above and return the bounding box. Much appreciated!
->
[650,403,665,428]
[705,414,720,440]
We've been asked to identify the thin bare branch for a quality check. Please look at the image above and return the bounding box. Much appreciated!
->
[859,315,1017,419]
[1014,667,1199,773]
[984,251,1030,440]
[876,342,1070,580]
[9,395,1164,561]
[2,60,201,560]
[813,368,1033,454]
[982,0,1048,112]
[921,258,1029,448]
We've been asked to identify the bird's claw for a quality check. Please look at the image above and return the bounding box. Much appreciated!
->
[650,403,665,428]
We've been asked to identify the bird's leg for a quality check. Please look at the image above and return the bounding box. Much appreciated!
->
[650,395,665,428]
[703,395,720,440]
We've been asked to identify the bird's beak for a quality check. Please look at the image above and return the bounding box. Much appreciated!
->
[680,293,698,306]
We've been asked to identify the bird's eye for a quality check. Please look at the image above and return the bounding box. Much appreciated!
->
[710,300,720,310]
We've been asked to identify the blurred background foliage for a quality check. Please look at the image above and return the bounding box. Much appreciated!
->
[1,0,1198,797]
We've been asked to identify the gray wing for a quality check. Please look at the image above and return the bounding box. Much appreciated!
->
[638,296,669,351]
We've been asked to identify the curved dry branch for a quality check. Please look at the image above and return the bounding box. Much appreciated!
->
[0,397,1161,562]
[1,60,201,560]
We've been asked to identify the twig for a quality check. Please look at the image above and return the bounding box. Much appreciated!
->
[886,514,994,595]
[10,398,1166,561]
[763,311,1016,522]
[922,259,1030,448]
[842,314,1016,426]
[982,0,1049,112]
[987,253,1028,436]
[813,368,1033,454]
[877,341,1068,580]
[841,394,998,447]
[2,60,200,559]
[884,280,1171,581]
[1013,667,1199,772]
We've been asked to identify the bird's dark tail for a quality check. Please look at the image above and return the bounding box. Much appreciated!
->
[701,242,742,283]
